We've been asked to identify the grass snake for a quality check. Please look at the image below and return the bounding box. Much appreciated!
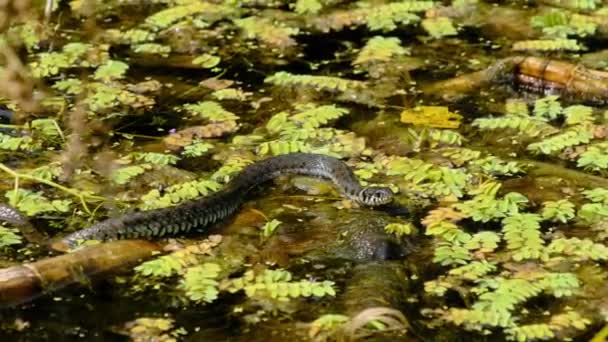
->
[1,153,394,249]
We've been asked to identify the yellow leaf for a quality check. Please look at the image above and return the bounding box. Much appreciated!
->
[400,106,462,128]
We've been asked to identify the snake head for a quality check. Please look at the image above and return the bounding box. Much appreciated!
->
[358,186,394,206]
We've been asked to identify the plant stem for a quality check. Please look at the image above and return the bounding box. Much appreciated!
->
[0,163,107,215]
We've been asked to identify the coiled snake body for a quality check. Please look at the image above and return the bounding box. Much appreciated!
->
[1,154,394,248]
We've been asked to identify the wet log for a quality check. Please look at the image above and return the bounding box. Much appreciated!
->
[0,240,162,307]
[514,56,608,105]
[421,57,523,100]
[424,56,608,105]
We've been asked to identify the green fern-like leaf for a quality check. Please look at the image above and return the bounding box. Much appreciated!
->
[441,147,482,165]
[261,106,361,158]
[506,323,555,341]
[505,99,529,117]
[261,219,281,238]
[506,308,590,341]
[211,157,253,182]
[229,269,336,300]
[527,126,593,155]
[464,231,501,253]
[109,28,155,44]
[182,141,213,157]
[582,188,608,204]
[135,253,188,278]
[533,96,562,120]
[472,116,557,137]
[30,118,62,140]
[211,88,250,101]
[548,308,591,330]
[265,71,366,92]
[541,199,575,223]
[577,141,608,171]
[564,104,594,125]
[52,78,83,94]
[29,163,62,181]
[564,0,601,10]
[182,101,239,122]
[547,237,608,261]
[94,60,129,82]
[429,129,464,147]
[0,133,36,151]
[290,105,349,129]
[388,158,469,198]
[257,140,312,156]
[6,189,72,216]
[145,2,233,29]
[454,185,528,223]
[293,0,323,14]
[506,307,590,341]
[448,261,497,280]
[569,14,596,36]
[445,277,542,330]
[132,43,171,56]
[308,314,349,336]
[0,227,22,248]
[578,202,608,223]
[353,36,409,65]
[140,178,221,209]
[180,263,222,303]
[424,279,454,296]
[502,213,545,261]
[407,128,464,148]
[29,42,94,78]
[422,16,457,39]
[385,222,414,236]
[473,278,543,327]
[433,242,472,266]
[235,16,299,47]
[192,53,221,68]
[470,156,524,176]
[426,221,472,243]
[266,112,296,134]
[512,39,583,51]
[537,272,579,297]
[132,152,179,166]
[111,164,151,185]
[365,1,434,31]
[531,11,596,38]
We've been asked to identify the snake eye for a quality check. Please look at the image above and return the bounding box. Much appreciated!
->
[359,187,394,206]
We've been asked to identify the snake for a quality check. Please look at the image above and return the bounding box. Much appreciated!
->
[0,153,394,249]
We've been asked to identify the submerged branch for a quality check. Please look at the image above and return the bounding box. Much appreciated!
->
[0,240,162,307]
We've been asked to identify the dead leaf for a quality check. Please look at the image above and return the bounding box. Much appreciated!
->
[421,207,466,227]
[163,121,238,149]
[199,78,234,90]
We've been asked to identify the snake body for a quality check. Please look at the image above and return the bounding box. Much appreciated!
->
[59,153,394,247]
[0,203,30,227]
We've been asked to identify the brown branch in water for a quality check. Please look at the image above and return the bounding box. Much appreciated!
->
[421,56,523,101]
[514,57,608,105]
[0,240,162,307]
[524,159,608,189]
[423,56,608,105]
